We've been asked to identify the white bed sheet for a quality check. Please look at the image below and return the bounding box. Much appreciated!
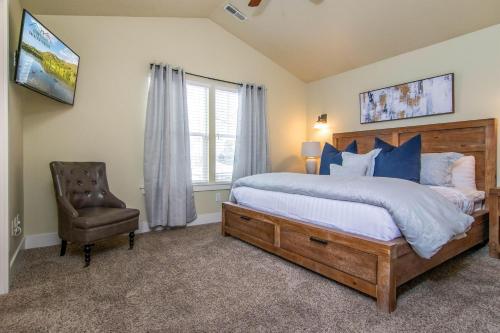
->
[427,186,485,214]
[231,186,484,242]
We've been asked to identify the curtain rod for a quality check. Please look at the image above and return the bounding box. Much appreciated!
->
[150,63,243,86]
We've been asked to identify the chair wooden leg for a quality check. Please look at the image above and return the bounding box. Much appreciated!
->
[129,232,135,250]
[60,240,67,256]
[84,244,91,267]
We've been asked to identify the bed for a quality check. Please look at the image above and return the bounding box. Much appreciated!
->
[221,118,497,312]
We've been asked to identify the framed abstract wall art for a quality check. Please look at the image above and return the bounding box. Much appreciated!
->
[359,73,454,124]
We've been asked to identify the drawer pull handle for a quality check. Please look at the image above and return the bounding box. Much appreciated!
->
[240,216,251,221]
[309,236,328,245]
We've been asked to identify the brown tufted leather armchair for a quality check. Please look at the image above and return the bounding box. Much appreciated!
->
[50,162,140,267]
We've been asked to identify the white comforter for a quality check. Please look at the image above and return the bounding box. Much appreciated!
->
[232,185,484,243]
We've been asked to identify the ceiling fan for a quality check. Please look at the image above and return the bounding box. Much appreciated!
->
[248,0,323,7]
[248,0,262,6]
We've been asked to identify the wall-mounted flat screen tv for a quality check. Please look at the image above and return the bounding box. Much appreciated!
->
[15,10,80,105]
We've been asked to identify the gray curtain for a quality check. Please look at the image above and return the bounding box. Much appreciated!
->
[144,64,197,228]
[232,84,270,182]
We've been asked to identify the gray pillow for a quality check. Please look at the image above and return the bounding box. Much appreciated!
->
[341,149,381,176]
[330,163,367,177]
[420,152,464,186]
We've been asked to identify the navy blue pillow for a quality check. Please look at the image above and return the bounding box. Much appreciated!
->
[373,135,421,182]
[319,140,357,175]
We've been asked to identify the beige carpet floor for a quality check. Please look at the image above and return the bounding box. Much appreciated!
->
[1,223,499,332]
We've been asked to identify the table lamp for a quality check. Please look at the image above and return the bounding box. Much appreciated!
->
[301,141,321,174]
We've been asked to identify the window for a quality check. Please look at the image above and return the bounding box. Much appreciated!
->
[187,84,209,184]
[187,77,239,185]
[215,89,238,182]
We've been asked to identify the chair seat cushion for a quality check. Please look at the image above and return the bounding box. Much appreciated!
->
[74,207,140,229]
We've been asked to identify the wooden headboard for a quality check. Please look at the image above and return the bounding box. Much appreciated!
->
[332,119,497,195]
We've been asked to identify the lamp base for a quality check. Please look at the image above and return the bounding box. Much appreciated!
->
[305,158,318,174]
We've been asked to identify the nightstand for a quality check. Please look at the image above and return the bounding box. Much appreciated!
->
[489,188,500,259]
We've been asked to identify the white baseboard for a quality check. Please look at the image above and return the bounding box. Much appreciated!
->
[9,236,25,268]
[137,212,221,233]
[25,232,60,250]
[25,212,222,249]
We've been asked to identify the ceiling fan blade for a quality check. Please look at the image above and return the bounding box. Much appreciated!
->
[248,0,262,7]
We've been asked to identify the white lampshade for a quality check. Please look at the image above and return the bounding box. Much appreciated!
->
[301,141,321,157]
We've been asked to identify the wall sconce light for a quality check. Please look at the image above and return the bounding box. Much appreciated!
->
[313,114,328,129]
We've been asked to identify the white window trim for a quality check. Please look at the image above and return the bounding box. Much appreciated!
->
[139,183,231,194]
[193,183,231,192]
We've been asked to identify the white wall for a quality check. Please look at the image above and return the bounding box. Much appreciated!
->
[22,15,307,236]
[307,24,500,182]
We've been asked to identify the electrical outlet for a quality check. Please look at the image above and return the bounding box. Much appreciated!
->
[11,214,22,237]
[215,192,222,203]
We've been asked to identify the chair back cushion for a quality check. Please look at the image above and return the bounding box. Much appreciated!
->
[50,162,112,209]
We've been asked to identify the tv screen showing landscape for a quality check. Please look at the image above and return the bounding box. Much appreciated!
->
[15,10,80,105]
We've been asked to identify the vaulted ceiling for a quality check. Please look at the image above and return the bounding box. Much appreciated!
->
[22,0,500,82]
[21,0,225,18]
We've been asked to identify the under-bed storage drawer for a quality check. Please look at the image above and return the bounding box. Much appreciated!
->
[225,211,275,244]
[280,225,378,283]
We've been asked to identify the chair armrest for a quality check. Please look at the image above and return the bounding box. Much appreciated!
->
[57,196,79,218]
[104,191,126,208]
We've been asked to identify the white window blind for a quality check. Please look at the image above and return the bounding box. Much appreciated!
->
[186,77,239,186]
[215,88,238,182]
[187,83,209,184]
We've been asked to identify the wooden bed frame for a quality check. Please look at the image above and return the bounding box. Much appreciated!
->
[222,118,496,313]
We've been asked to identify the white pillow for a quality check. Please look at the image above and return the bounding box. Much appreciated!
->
[341,149,381,176]
[451,155,476,190]
[330,163,367,177]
